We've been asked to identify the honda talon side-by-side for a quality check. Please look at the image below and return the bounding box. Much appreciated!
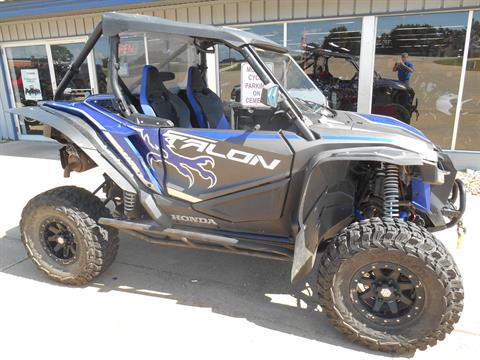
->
[12,12,465,354]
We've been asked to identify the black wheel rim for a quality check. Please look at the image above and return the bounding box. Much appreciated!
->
[350,261,425,326]
[40,219,77,264]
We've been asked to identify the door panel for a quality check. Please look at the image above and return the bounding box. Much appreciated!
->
[157,128,293,202]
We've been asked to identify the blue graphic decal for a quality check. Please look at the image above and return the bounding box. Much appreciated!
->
[322,135,393,142]
[411,176,431,213]
[359,113,426,139]
[181,129,300,141]
[157,130,217,189]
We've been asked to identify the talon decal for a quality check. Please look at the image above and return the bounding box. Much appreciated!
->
[149,130,217,189]
[140,129,281,190]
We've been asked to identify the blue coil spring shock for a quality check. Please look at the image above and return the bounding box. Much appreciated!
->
[383,164,400,218]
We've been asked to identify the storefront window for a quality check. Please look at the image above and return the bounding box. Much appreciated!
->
[375,12,469,148]
[287,19,362,58]
[240,23,284,46]
[456,11,480,150]
[224,24,284,102]
[118,34,146,92]
[5,45,53,135]
[51,42,91,100]
[218,44,243,102]
[93,36,110,93]
[287,19,362,111]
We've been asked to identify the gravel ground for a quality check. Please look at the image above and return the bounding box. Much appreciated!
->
[457,170,480,196]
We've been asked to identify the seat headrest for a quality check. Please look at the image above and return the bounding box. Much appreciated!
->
[189,67,206,92]
[147,67,175,85]
[158,71,175,82]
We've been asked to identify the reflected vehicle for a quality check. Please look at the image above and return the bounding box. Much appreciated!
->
[12,12,465,354]
[301,45,418,124]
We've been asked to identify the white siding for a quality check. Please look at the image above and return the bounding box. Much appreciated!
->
[406,0,424,11]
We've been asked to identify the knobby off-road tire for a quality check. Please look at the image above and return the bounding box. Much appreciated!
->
[317,217,463,353]
[20,186,119,285]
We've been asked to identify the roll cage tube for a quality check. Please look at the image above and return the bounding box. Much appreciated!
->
[54,22,103,100]
[109,35,133,116]
[243,46,315,141]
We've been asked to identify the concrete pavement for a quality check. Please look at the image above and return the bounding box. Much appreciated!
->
[0,141,478,359]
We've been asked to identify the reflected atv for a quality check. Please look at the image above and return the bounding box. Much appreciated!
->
[301,45,419,124]
[14,13,464,354]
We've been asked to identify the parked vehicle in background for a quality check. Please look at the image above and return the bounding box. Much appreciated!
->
[300,45,419,124]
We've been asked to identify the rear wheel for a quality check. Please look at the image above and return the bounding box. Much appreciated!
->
[20,186,119,285]
[317,218,463,353]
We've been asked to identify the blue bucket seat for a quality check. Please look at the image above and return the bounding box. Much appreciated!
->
[186,66,229,129]
[140,65,191,128]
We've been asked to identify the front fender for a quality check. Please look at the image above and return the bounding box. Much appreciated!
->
[291,146,429,282]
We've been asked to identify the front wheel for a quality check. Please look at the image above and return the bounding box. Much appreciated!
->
[317,218,463,353]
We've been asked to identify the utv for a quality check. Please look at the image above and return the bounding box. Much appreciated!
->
[13,13,465,353]
[300,45,419,124]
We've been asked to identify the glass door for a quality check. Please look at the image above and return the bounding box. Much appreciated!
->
[50,42,95,100]
[4,44,53,136]
[2,39,98,138]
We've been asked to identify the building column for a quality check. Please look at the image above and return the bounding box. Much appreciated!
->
[357,16,377,114]
[0,50,16,140]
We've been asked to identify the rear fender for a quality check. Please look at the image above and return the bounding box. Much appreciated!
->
[8,106,171,228]
[9,106,136,192]
[291,146,426,282]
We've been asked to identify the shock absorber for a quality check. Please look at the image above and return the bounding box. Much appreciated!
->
[383,164,400,218]
[123,191,139,219]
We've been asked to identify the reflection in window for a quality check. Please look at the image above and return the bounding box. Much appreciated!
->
[287,19,362,59]
[218,44,244,102]
[287,19,362,112]
[457,11,480,150]
[229,24,284,103]
[93,36,110,93]
[51,42,91,100]
[5,45,53,135]
[118,34,146,92]
[375,12,469,148]
[239,23,284,46]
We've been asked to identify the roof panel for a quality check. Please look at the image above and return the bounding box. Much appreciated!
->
[101,12,288,52]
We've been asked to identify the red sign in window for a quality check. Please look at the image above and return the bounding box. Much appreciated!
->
[119,43,137,56]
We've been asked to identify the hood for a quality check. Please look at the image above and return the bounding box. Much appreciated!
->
[375,78,409,90]
[308,111,438,163]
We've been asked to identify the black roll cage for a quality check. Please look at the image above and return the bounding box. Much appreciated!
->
[54,22,103,101]
[53,18,315,141]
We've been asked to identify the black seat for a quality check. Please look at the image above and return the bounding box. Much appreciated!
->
[140,65,191,128]
[186,66,229,129]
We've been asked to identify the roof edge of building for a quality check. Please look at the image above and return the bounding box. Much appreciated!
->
[0,0,200,23]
